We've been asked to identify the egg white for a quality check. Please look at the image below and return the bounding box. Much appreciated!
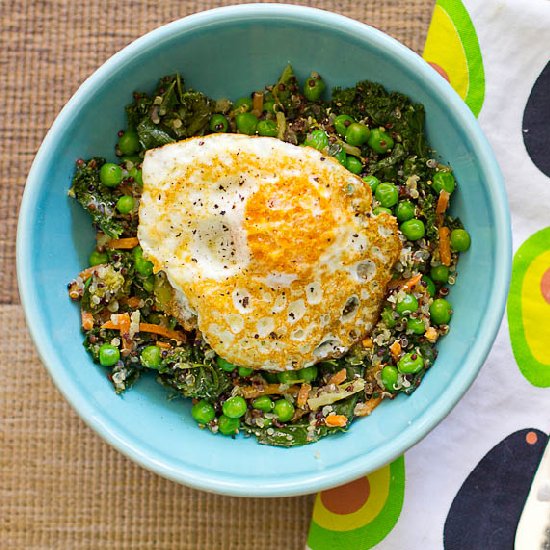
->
[138,134,401,370]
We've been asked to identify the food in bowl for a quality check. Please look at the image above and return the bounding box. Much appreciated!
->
[67,65,470,446]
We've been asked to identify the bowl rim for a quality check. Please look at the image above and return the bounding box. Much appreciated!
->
[16,2,512,497]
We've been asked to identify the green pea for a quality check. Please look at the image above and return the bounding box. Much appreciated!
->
[333,149,347,166]
[135,258,153,276]
[238,366,254,377]
[132,245,144,260]
[430,265,450,283]
[368,128,394,154]
[216,357,237,372]
[273,399,295,422]
[375,182,399,208]
[334,114,355,136]
[209,114,229,133]
[278,371,299,384]
[422,275,436,298]
[396,201,415,222]
[303,72,326,101]
[252,396,274,412]
[345,156,363,174]
[381,306,397,327]
[432,171,455,194]
[363,175,380,193]
[218,415,240,436]
[400,219,426,241]
[397,352,425,374]
[222,396,247,419]
[304,129,329,151]
[381,365,398,391]
[99,343,120,367]
[117,130,140,155]
[345,122,370,146]
[143,275,155,293]
[236,112,258,135]
[407,317,426,335]
[451,229,471,252]
[116,195,134,214]
[132,246,154,276]
[100,163,123,187]
[430,298,452,325]
[140,345,161,369]
[373,206,392,215]
[257,119,278,137]
[129,167,143,186]
[396,293,419,315]
[297,365,318,383]
[191,400,215,424]
[89,250,108,266]
[263,100,275,113]
[234,97,252,111]
[122,155,141,165]
[135,258,153,277]
[262,371,279,384]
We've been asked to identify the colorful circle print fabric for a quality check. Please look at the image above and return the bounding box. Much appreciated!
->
[307,1,550,548]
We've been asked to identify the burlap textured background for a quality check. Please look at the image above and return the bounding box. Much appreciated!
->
[1,1,433,547]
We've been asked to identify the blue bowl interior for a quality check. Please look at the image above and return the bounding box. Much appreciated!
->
[19,6,509,496]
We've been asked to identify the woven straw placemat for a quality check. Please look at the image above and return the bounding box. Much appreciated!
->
[1,1,433,548]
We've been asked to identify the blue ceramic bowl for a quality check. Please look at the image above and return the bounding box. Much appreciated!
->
[17,4,511,496]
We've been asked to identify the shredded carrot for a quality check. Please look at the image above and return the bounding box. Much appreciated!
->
[325,415,348,428]
[138,323,185,342]
[101,319,185,342]
[439,226,452,266]
[388,273,422,291]
[240,384,300,400]
[156,341,172,349]
[78,264,106,282]
[81,311,94,331]
[296,383,312,408]
[402,273,422,291]
[101,313,130,330]
[126,296,142,309]
[389,340,402,361]
[106,237,139,250]
[436,190,450,215]
[328,368,347,386]
[101,313,132,351]
[354,396,383,417]
[362,337,373,348]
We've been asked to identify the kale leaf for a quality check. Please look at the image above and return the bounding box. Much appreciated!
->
[369,142,407,181]
[175,90,214,137]
[331,80,428,158]
[420,192,438,241]
[127,75,214,149]
[244,422,332,447]
[331,393,361,417]
[135,118,175,149]
[69,158,123,237]
[157,343,232,401]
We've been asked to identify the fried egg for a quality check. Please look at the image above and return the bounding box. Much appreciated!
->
[138,134,401,370]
